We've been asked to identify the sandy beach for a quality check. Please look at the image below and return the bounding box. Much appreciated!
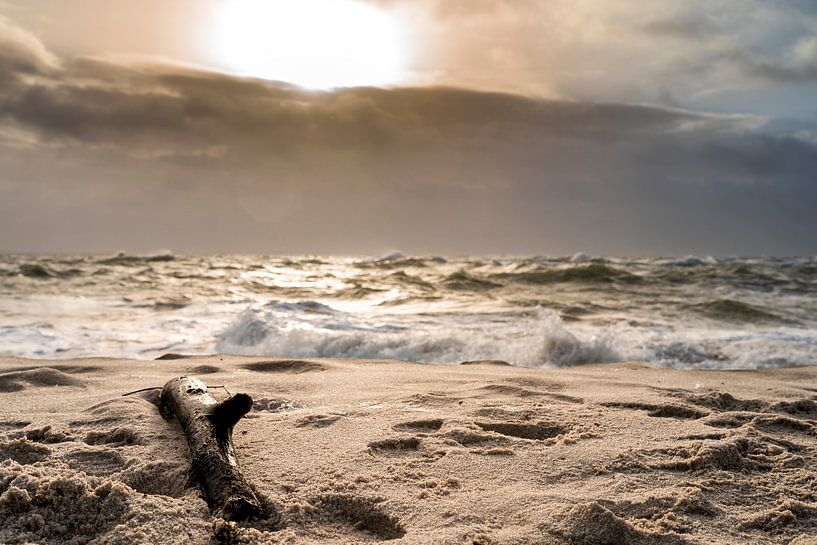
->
[3,0,817,542]
[0,356,816,544]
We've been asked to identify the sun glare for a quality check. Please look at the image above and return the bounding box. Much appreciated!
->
[211,0,408,89]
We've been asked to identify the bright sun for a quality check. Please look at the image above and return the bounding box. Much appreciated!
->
[211,0,408,89]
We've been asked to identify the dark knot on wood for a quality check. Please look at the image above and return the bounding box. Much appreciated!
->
[211,393,253,431]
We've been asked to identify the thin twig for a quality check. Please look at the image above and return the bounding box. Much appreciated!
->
[122,385,228,397]
[122,386,162,397]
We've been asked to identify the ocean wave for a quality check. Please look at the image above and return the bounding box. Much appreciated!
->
[442,271,502,291]
[659,255,718,267]
[3,254,816,369]
[97,251,175,266]
[355,253,446,270]
[131,296,192,311]
[689,299,783,323]
[264,300,337,314]
[243,281,317,298]
[17,264,82,280]
[214,308,617,367]
[651,342,726,365]
[335,284,389,298]
[18,264,58,279]
[536,311,617,367]
[377,295,443,307]
[645,263,803,291]
[494,264,641,285]
[388,271,435,290]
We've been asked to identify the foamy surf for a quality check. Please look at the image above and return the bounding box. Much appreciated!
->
[1,254,816,368]
[215,307,616,367]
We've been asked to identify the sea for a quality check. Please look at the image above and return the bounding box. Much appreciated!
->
[1,253,816,369]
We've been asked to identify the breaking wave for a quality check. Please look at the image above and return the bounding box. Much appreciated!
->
[689,299,784,323]
[494,264,641,285]
[2,254,816,368]
[215,308,618,368]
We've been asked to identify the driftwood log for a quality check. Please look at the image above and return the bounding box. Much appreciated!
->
[159,376,262,521]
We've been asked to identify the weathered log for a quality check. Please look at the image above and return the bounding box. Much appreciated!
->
[159,376,262,521]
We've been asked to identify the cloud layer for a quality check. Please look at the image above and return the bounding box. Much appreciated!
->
[1,18,816,255]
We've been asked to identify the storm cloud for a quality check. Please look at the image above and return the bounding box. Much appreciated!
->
[0,19,816,255]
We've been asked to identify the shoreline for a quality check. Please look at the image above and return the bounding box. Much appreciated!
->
[9,352,817,371]
[2,356,816,544]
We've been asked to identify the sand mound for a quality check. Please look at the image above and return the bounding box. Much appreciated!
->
[0,462,131,544]
[544,501,689,545]
[0,367,85,392]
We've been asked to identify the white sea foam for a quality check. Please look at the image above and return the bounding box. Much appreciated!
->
[1,254,815,368]
[212,304,817,369]
[215,307,618,367]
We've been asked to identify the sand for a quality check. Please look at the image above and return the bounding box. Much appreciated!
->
[1,355,816,544]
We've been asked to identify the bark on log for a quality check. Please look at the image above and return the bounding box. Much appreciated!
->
[159,376,262,521]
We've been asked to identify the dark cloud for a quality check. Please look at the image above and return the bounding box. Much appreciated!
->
[0,20,816,255]
[737,50,817,85]
[0,18,57,92]
[0,40,750,158]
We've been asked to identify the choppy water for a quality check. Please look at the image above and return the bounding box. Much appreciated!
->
[1,252,816,369]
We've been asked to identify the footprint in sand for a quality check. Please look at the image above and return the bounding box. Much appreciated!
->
[392,418,444,433]
[441,427,511,448]
[702,413,756,429]
[387,414,574,456]
[253,397,301,413]
[185,364,222,374]
[477,384,554,399]
[612,433,804,473]
[310,493,405,541]
[475,420,568,441]
[296,414,343,428]
[599,486,720,521]
[600,401,708,420]
[750,415,816,437]
[773,399,817,417]
[435,422,568,455]
[403,392,454,407]
[738,500,817,533]
[469,383,585,404]
[367,436,422,453]
[242,360,326,374]
[683,391,768,412]
[677,390,817,419]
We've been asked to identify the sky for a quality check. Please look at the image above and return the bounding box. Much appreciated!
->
[1,0,816,255]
